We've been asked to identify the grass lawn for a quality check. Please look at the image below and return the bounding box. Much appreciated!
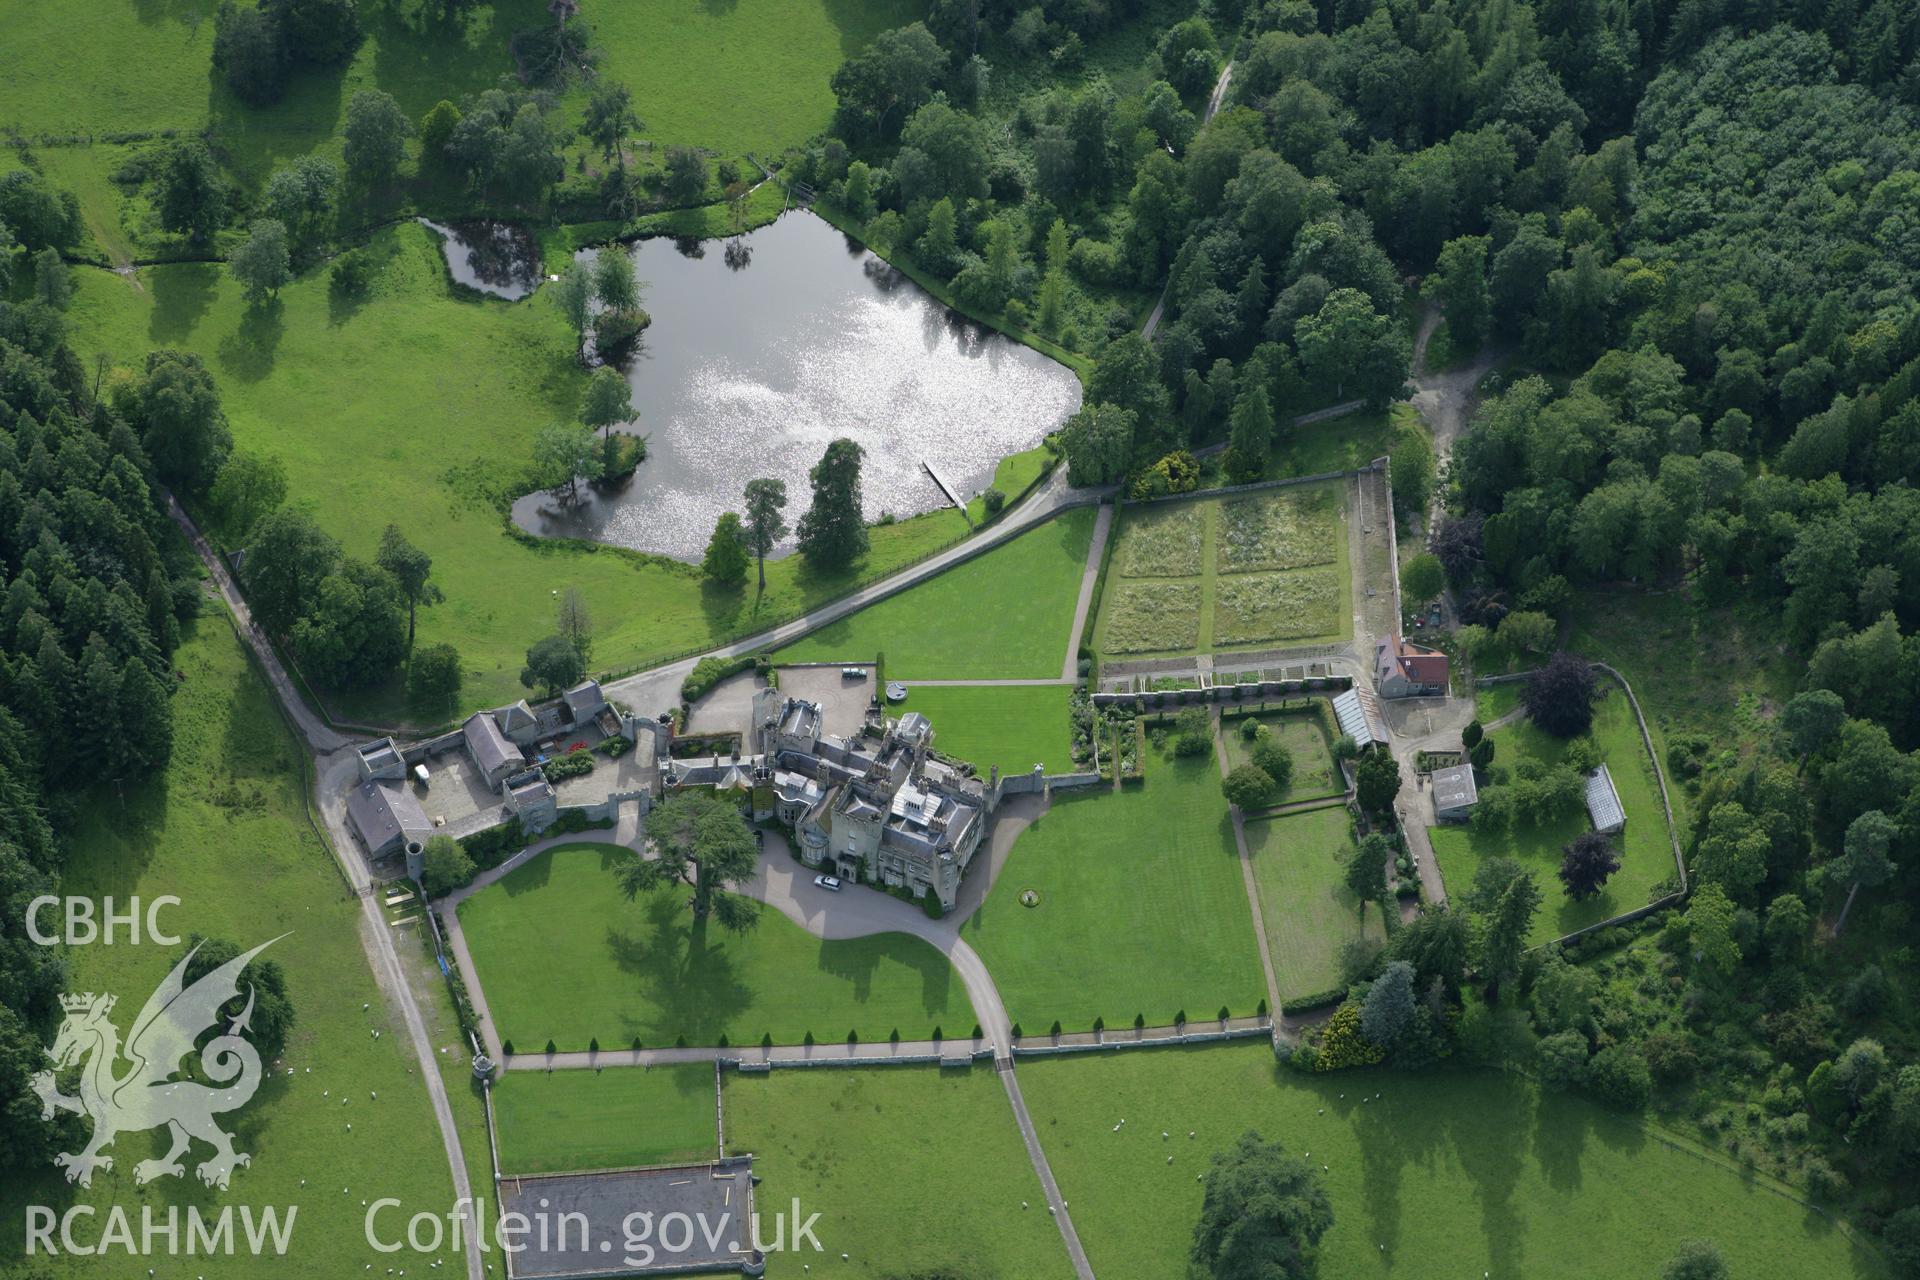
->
[0,613,463,1275]
[1220,709,1342,803]
[1211,568,1343,646]
[774,507,1095,680]
[725,1065,1073,1279]
[1243,808,1386,1001]
[966,445,1055,521]
[1018,1042,1884,1280]
[66,226,985,724]
[457,844,964,1049]
[1096,482,1351,660]
[892,684,1076,775]
[586,0,917,158]
[963,744,1264,1029]
[492,1063,717,1173]
[1474,680,1524,724]
[1429,689,1679,945]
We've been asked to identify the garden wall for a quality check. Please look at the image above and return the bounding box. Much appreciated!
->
[1093,677,1351,710]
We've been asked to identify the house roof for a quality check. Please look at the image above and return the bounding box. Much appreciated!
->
[1379,633,1449,686]
[1585,764,1626,831]
[1431,764,1478,810]
[464,710,526,777]
[346,780,429,852]
[563,680,606,720]
[497,700,537,734]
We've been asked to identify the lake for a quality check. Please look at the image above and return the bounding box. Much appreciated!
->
[508,211,1084,562]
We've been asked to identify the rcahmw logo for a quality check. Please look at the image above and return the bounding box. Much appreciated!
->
[31,935,285,1188]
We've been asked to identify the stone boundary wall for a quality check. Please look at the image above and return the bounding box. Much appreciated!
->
[1122,460,1381,509]
[1092,677,1351,710]
[1011,1017,1274,1058]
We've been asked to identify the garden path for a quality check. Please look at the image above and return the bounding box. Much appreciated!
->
[1211,708,1285,1037]
[1061,501,1114,678]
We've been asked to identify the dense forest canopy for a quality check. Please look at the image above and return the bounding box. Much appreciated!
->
[0,297,194,1169]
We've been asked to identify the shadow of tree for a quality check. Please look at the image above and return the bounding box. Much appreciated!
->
[216,297,286,382]
[603,892,754,1046]
[148,262,220,346]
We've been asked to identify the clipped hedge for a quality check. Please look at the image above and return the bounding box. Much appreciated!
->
[682,653,758,703]
[1281,988,1347,1016]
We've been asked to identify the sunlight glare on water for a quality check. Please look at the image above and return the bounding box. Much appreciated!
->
[510,212,1083,561]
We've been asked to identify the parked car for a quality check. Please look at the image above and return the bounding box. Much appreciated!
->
[813,875,842,891]
[841,666,865,679]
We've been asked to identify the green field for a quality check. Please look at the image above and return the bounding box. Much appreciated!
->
[65,226,981,723]
[1243,807,1386,1000]
[1095,483,1352,659]
[587,0,917,158]
[963,745,1264,1029]
[774,507,1096,680]
[1429,689,1678,944]
[1220,709,1343,803]
[1018,1042,1884,1280]
[725,1065,1072,1279]
[457,844,965,1048]
[0,614,463,1276]
[967,445,1055,521]
[0,0,910,263]
[892,684,1076,775]
[493,1063,717,1173]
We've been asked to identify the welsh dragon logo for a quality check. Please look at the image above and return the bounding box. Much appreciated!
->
[30,936,285,1190]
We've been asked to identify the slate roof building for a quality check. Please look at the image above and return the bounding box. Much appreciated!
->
[347,778,430,859]
[1431,763,1479,822]
[669,692,989,911]
[462,710,527,793]
[1374,632,1450,698]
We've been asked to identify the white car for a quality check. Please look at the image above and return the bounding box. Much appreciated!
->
[841,666,865,679]
[813,875,842,892]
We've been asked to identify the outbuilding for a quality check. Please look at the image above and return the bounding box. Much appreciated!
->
[1585,763,1626,835]
[1431,764,1479,822]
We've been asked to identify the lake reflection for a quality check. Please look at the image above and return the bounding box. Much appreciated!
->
[420,219,541,300]
[510,211,1084,562]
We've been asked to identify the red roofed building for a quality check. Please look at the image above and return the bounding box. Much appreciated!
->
[1374,632,1449,698]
